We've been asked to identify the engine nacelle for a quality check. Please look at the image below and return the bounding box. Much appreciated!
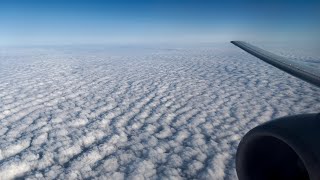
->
[236,113,320,180]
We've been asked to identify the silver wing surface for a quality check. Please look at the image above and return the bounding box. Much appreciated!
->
[231,41,320,87]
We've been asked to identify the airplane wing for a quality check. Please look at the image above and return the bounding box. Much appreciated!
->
[232,41,320,180]
[231,41,320,88]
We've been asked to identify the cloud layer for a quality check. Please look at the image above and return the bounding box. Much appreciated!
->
[0,43,319,179]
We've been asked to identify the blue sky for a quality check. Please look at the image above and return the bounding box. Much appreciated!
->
[1,0,319,45]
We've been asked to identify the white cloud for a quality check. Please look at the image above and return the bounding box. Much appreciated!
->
[0,43,319,179]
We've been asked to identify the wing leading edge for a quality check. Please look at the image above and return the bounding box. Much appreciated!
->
[231,41,320,88]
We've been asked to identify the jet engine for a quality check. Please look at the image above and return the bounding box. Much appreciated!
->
[236,113,320,180]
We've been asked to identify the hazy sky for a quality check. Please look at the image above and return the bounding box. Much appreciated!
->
[1,0,319,45]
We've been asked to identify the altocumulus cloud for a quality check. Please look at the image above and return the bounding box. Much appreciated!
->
[0,43,319,179]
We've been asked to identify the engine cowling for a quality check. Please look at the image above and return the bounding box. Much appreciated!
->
[236,113,320,180]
